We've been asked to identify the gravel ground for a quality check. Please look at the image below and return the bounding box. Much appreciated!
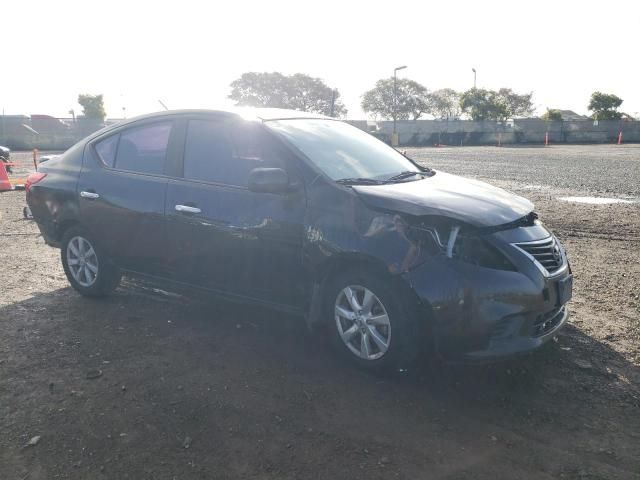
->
[1,146,639,479]
[408,144,640,197]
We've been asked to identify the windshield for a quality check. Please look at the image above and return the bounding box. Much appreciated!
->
[265,119,422,181]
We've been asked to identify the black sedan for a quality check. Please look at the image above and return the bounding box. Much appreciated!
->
[26,109,572,370]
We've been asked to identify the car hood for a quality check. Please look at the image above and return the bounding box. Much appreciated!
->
[352,171,533,227]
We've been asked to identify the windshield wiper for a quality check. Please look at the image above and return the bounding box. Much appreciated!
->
[387,170,428,182]
[335,177,389,185]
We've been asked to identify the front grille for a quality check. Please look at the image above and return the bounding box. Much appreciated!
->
[532,307,565,337]
[514,237,564,275]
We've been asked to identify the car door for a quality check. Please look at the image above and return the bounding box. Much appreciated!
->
[77,119,177,276]
[164,116,307,308]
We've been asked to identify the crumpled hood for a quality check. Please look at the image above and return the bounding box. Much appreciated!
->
[353,171,533,227]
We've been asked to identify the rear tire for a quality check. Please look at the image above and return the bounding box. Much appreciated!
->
[61,226,121,297]
[325,268,422,371]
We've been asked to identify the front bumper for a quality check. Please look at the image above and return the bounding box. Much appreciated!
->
[457,305,569,362]
[402,227,572,362]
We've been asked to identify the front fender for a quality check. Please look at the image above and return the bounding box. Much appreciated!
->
[304,183,444,281]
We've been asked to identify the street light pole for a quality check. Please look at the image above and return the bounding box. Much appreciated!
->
[330,89,336,117]
[472,68,477,89]
[393,65,407,146]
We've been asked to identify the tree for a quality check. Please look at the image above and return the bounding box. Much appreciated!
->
[430,88,461,120]
[229,72,289,108]
[588,91,623,120]
[460,88,533,121]
[542,108,563,121]
[77,94,106,122]
[228,72,346,117]
[361,78,431,121]
[496,88,534,119]
[286,74,347,117]
[459,89,506,121]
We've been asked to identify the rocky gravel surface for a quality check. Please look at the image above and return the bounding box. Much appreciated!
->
[408,144,640,198]
[1,146,639,479]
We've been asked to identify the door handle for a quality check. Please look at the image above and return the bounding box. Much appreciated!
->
[80,191,100,199]
[175,204,201,214]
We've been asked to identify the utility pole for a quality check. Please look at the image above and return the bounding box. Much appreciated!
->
[330,89,336,117]
[472,68,477,89]
[393,65,407,146]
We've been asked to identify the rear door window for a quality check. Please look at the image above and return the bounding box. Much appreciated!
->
[113,122,172,175]
[94,134,119,167]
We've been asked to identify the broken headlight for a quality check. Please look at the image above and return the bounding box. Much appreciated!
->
[401,217,515,272]
[452,233,516,271]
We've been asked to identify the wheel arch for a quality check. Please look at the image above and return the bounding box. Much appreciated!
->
[314,252,389,287]
[306,253,433,336]
[55,218,82,243]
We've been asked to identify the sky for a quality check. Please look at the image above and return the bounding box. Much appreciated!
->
[2,0,639,120]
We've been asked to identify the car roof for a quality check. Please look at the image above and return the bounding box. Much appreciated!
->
[245,107,331,121]
[84,107,334,143]
[121,107,330,123]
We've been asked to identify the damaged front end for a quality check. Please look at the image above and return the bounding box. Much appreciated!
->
[392,211,572,362]
[381,212,531,274]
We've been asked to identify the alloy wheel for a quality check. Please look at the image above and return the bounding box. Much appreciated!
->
[66,236,99,287]
[335,285,391,360]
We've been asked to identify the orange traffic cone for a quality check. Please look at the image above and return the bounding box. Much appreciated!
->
[0,161,13,192]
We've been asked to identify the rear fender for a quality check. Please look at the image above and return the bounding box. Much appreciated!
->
[27,142,85,245]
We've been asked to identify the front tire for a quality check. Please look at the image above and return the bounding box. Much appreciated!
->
[326,268,421,371]
[61,226,121,297]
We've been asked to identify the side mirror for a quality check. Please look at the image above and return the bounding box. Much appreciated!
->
[248,168,291,194]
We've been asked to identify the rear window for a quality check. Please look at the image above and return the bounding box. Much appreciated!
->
[94,122,172,174]
[94,134,119,167]
[115,122,172,175]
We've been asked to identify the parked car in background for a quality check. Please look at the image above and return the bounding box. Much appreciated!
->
[0,145,11,173]
[25,108,572,370]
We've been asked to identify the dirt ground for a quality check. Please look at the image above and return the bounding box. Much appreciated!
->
[1,146,639,479]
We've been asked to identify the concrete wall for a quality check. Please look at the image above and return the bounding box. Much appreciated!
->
[349,119,640,146]
[3,116,639,150]
[0,117,112,150]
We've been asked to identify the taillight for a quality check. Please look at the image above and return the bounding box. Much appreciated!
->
[25,172,47,192]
